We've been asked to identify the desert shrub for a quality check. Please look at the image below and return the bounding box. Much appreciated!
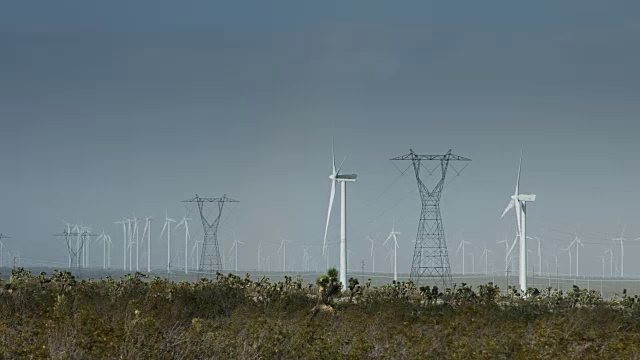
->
[0,271,639,358]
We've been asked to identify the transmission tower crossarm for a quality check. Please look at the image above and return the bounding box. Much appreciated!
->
[182,194,239,203]
[390,150,472,162]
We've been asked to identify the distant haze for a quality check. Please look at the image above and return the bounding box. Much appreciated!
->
[2,1,640,277]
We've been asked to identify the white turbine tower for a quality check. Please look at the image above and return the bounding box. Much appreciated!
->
[612,225,628,278]
[115,218,127,271]
[175,216,191,275]
[158,213,176,274]
[367,235,377,273]
[497,238,511,273]
[383,222,401,282]
[527,235,543,277]
[605,248,614,277]
[480,244,494,275]
[561,246,572,277]
[501,152,536,293]
[278,238,292,272]
[229,232,244,272]
[568,233,584,277]
[322,140,357,291]
[456,237,471,275]
[142,217,154,273]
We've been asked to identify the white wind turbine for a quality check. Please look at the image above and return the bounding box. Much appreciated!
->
[527,235,543,277]
[501,153,536,293]
[175,216,191,275]
[383,223,401,282]
[612,225,628,278]
[605,248,614,277]
[97,232,111,270]
[278,238,292,272]
[480,244,494,275]
[322,140,358,291]
[568,233,584,277]
[115,218,127,271]
[497,238,511,273]
[158,213,176,274]
[142,217,154,273]
[229,233,244,272]
[456,237,472,275]
[561,246,572,277]
[597,255,605,278]
[367,236,377,273]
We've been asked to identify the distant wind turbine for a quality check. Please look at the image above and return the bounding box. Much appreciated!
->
[561,246,572,277]
[568,233,584,277]
[229,232,244,272]
[278,238,292,272]
[159,213,176,274]
[456,237,471,275]
[480,244,494,275]
[175,216,191,275]
[367,235,377,273]
[384,222,401,282]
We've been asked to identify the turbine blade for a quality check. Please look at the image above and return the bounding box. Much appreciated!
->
[336,156,347,175]
[322,180,336,255]
[516,150,522,196]
[332,137,336,174]
[501,199,515,219]
[383,233,393,246]
[506,236,519,259]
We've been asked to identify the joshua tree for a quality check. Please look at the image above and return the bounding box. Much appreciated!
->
[311,268,342,318]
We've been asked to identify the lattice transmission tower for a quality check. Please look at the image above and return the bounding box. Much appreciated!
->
[53,227,96,269]
[182,194,239,274]
[390,149,471,287]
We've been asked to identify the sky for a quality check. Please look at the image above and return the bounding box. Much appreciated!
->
[2,1,640,278]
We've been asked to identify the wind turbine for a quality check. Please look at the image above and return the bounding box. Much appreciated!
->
[561,246,572,277]
[497,238,511,273]
[278,238,292,272]
[605,248,614,277]
[158,213,176,274]
[175,216,191,275]
[480,244,494,275]
[456,237,471,275]
[142,217,154,273]
[367,235,376,273]
[229,232,244,272]
[527,235,543,277]
[322,140,358,291]
[383,222,401,282]
[568,233,584,277]
[612,225,628,278]
[597,255,605,278]
[501,152,536,293]
[115,218,127,271]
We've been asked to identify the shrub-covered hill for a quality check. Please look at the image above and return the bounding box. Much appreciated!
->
[1,268,640,359]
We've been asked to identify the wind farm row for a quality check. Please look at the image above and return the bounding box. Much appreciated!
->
[2,145,639,298]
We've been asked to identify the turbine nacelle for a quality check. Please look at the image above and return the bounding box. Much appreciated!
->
[511,194,536,202]
[329,174,358,182]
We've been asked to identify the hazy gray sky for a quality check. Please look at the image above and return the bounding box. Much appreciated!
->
[2,1,640,277]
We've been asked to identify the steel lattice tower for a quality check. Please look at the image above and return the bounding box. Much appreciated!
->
[390,149,471,287]
[182,194,239,274]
